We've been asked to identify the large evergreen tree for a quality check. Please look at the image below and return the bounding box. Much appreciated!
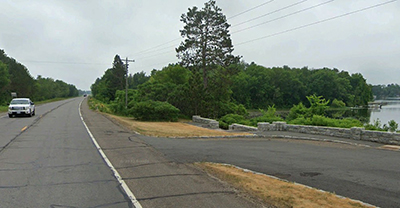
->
[91,55,126,102]
[176,0,240,88]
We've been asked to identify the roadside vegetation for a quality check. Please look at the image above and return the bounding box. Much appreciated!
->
[197,163,373,208]
[87,0,398,133]
[88,96,251,137]
[0,49,84,109]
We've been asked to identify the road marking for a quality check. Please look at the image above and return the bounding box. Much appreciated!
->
[21,126,28,132]
[78,99,143,208]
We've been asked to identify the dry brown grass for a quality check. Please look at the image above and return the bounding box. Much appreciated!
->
[106,114,252,137]
[197,163,374,208]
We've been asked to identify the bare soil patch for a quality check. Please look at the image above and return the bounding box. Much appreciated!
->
[106,114,251,137]
[197,162,374,208]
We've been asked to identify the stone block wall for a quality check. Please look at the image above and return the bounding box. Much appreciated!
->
[229,124,258,131]
[192,116,219,129]
[192,116,400,145]
[260,122,400,145]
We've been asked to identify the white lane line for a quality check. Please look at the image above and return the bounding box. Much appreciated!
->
[78,99,143,208]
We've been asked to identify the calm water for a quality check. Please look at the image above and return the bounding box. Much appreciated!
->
[369,100,400,125]
[325,100,400,126]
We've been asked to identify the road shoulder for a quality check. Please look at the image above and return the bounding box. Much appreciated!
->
[80,100,264,208]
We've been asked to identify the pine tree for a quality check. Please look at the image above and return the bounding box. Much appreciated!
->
[176,0,240,88]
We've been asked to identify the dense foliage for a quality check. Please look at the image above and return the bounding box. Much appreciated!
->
[0,49,79,105]
[129,100,180,122]
[372,84,400,100]
[231,64,372,109]
[91,55,126,102]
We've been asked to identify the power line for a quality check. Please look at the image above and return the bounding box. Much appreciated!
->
[232,0,335,34]
[135,42,178,57]
[135,59,178,71]
[131,37,181,56]
[231,0,308,28]
[136,50,175,60]
[228,0,275,19]
[236,0,398,46]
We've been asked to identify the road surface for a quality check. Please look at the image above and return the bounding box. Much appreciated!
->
[0,98,131,207]
[138,134,400,208]
[0,98,261,208]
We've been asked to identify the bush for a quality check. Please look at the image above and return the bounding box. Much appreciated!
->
[88,97,113,113]
[251,105,284,126]
[331,99,346,108]
[219,114,251,129]
[288,115,363,128]
[287,102,309,121]
[129,100,180,121]
[364,119,399,132]
[388,120,398,132]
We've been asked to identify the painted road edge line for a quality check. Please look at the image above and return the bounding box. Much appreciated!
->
[78,99,143,208]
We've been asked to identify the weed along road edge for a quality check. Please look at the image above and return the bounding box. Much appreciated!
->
[81,99,400,208]
[80,98,262,208]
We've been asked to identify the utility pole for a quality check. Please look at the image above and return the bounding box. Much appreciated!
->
[122,57,135,109]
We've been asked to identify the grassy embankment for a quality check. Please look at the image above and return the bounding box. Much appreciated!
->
[88,98,374,208]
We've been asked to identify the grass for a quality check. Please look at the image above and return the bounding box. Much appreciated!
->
[0,106,7,112]
[0,97,74,113]
[106,114,252,137]
[197,163,374,208]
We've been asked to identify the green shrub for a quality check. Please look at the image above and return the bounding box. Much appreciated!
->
[364,119,398,132]
[388,120,398,132]
[130,100,180,121]
[288,115,362,128]
[0,105,7,112]
[251,105,284,126]
[287,102,309,121]
[219,114,251,129]
[250,115,284,126]
[331,99,346,108]
[88,97,113,113]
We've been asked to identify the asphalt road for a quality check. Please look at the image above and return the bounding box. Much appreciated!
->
[0,98,131,207]
[138,134,400,208]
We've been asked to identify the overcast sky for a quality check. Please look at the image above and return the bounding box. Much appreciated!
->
[1,0,399,90]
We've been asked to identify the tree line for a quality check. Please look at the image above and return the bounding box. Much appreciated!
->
[90,0,374,121]
[91,56,372,120]
[372,84,400,100]
[0,49,80,105]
